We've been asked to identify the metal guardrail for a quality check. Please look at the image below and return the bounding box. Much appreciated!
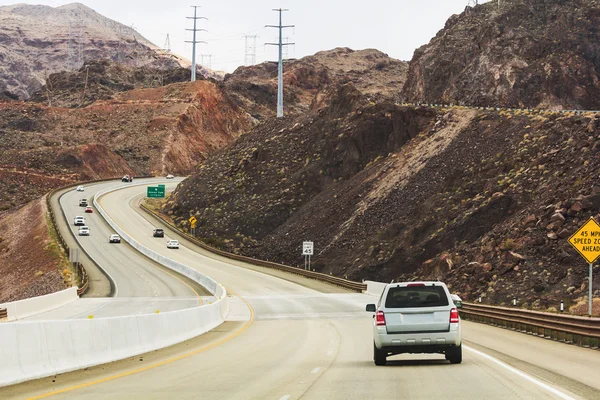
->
[0,308,7,319]
[398,102,600,116]
[140,203,367,292]
[461,303,600,348]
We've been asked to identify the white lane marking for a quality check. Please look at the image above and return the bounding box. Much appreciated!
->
[464,345,575,400]
[311,367,320,374]
[279,396,291,400]
[327,350,333,356]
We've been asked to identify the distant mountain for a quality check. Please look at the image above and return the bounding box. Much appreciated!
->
[402,0,600,110]
[0,2,181,99]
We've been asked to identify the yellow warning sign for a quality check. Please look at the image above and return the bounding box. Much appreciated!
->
[189,216,197,225]
[568,217,600,264]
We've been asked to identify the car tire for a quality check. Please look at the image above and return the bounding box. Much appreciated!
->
[445,344,462,364]
[373,343,387,366]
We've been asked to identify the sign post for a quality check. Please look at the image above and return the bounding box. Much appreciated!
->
[568,217,600,317]
[302,241,313,270]
[189,216,197,236]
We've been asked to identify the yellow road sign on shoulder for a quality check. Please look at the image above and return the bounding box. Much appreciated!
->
[568,217,600,263]
[189,216,197,225]
[190,222,197,229]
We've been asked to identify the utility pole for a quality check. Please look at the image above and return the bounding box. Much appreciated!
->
[266,9,294,118]
[244,34,258,66]
[186,6,207,82]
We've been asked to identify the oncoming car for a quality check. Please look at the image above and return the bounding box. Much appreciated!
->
[78,226,90,236]
[109,234,121,243]
[167,239,179,249]
[73,216,85,226]
[84,206,93,213]
[166,174,175,179]
[76,185,84,192]
[366,281,462,366]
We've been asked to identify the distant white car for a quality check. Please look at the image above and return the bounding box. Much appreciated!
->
[167,239,179,249]
[76,185,84,192]
[73,216,85,226]
[78,226,90,236]
[109,234,121,243]
[166,174,175,179]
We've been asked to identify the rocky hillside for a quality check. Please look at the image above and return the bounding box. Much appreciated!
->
[0,80,252,213]
[402,0,600,110]
[224,47,408,119]
[166,83,600,312]
[0,3,181,100]
[29,60,192,108]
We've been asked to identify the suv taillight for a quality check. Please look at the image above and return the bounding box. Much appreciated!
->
[450,308,459,323]
[376,311,386,326]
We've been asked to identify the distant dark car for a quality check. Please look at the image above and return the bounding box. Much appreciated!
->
[153,228,165,238]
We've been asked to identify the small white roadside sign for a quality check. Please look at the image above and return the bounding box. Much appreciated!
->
[302,241,314,256]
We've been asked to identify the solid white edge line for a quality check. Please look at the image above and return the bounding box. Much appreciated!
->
[463,345,576,400]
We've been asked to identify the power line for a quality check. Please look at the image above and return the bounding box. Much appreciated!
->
[244,34,258,66]
[186,5,207,82]
[266,8,294,118]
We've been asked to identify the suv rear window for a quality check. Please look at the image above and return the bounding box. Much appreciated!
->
[385,285,449,308]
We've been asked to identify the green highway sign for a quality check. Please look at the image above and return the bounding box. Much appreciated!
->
[147,186,165,198]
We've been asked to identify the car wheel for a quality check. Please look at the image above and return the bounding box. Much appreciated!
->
[445,344,462,364]
[373,343,386,366]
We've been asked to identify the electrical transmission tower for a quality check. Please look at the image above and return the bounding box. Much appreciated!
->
[266,9,294,118]
[164,34,171,52]
[200,54,213,69]
[282,36,295,60]
[244,35,258,66]
[186,6,207,82]
[67,13,84,70]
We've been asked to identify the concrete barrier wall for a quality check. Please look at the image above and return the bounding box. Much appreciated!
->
[0,287,78,322]
[0,299,228,387]
[364,281,387,298]
[0,181,230,387]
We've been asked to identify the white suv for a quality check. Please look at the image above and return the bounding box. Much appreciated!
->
[366,281,462,366]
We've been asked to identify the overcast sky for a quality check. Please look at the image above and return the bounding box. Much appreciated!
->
[1,0,492,72]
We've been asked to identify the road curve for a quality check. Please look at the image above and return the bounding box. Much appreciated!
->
[3,181,600,399]
[28,179,209,320]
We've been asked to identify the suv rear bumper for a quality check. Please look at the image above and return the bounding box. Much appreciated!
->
[374,325,461,350]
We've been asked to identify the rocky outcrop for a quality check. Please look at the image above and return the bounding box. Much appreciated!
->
[402,0,600,110]
[224,47,408,119]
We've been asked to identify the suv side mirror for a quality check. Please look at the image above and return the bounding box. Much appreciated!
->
[366,304,376,312]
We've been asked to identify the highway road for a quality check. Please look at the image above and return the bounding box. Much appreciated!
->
[27,179,209,320]
[3,180,600,399]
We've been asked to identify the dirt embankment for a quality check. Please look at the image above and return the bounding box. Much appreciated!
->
[0,197,67,302]
[167,83,600,312]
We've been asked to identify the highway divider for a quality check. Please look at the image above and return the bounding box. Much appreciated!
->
[0,288,78,322]
[140,203,367,292]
